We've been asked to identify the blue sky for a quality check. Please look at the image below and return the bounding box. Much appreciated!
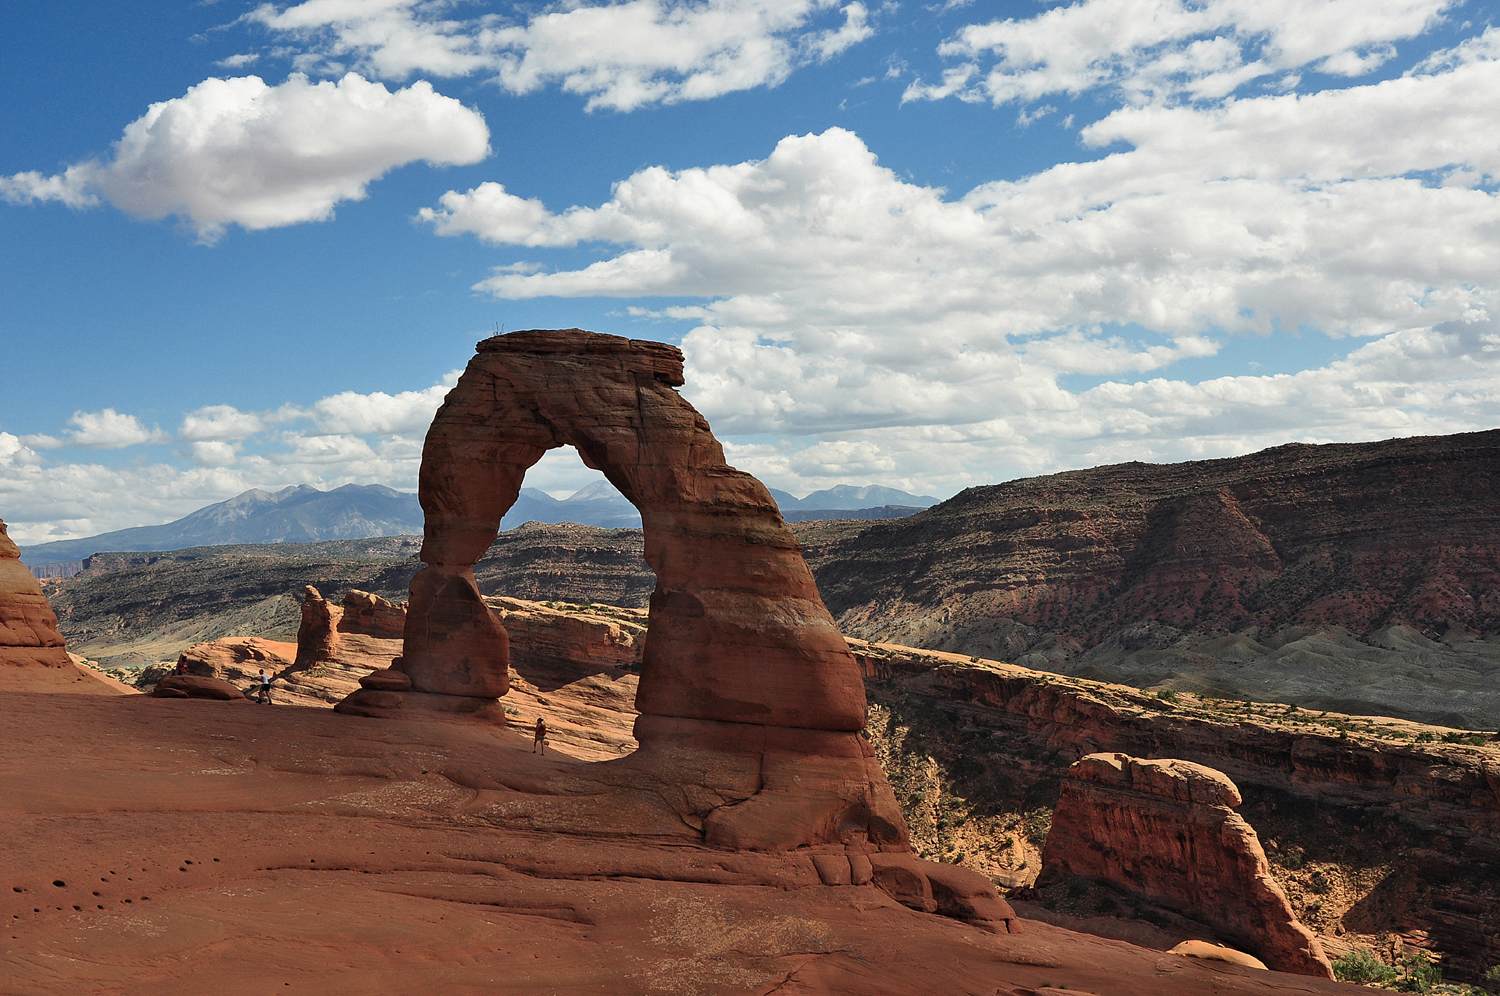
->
[3,0,1498,545]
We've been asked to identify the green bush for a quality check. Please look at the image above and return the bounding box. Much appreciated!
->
[1395,951,1442,993]
[1331,948,1397,986]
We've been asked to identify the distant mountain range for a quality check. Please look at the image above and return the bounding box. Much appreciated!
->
[20,480,939,568]
[20,484,426,566]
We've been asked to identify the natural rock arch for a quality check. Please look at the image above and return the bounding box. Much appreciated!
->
[398,328,868,736]
[333,331,1017,927]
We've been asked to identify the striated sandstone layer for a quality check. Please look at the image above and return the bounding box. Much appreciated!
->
[809,430,1500,724]
[1038,753,1332,977]
[849,638,1500,979]
[0,518,72,669]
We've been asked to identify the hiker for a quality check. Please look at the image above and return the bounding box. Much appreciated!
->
[533,716,547,754]
[256,668,273,705]
[176,660,188,676]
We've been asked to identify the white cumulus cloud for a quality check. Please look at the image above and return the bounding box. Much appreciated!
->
[2,73,489,242]
[413,40,1500,495]
[905,0,1457,106]
[248,0,876,111]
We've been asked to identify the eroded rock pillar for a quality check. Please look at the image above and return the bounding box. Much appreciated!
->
[0,519,72,668]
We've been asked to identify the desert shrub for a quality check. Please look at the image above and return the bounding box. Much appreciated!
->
[1308,871,1331,894]
[1395,951,1442,993]
[1093,896,1119,915]
[1417,732,1436,743]
[1441,732,1486,746]
[1332,948,1397,985]
[1482,964,1500,993]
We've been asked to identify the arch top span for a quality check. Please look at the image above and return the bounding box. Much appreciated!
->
[401,328,868,735]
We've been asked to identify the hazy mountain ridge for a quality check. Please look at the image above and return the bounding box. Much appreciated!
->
[23,481,938,569]
[21,484,424,564]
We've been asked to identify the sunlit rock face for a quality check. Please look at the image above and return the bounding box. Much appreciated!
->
[0,518,72,668]
[338,328,924,861]
[400,329,868,733]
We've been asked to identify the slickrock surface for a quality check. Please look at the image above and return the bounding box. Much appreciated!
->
[485,596,643,762]
[0,689,1358,996]
[1037,753,1332,977]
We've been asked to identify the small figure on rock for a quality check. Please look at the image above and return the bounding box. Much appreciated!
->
[256,668,274,705]
[533,716,547,754]
[176,660,189,676]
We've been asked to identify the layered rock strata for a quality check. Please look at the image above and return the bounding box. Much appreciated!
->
[1038,752,1332,977]
[0,518,72,668]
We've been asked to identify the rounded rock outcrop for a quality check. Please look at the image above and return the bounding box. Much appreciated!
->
[1039,751,1333,977]
[0,518,72,669]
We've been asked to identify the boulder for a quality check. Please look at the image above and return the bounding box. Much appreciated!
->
[1039,752,1333,977]
[151,674,250,701]
[1169,939,1268,969]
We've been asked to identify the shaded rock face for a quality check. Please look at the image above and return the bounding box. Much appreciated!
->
[0,518,72,668]
[1039,752,1333,978]
[343,329,918,873]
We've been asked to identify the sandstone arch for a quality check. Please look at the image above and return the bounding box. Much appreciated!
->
[335,331,1017,927]
[400,328,868,735]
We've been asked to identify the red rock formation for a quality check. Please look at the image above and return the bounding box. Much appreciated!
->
[386,329,866,735]
[150,674,251,701]
[490,596,643,675]
[0,518,72,668]
[335,330,947,916]
[812,428,1500,665]
[1039,752,1332,977]
[293,584,339,666]
[297,586,408,672]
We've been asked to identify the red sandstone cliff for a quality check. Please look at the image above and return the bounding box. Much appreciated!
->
[804,430,1500,726]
